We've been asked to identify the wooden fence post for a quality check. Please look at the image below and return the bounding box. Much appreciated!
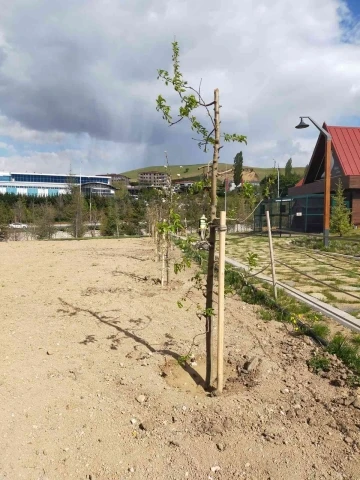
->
[266,210,277,300]
[217,211,226,393]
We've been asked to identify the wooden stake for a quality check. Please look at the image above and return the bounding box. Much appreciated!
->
[166,239,170,285]
[161,233,165,287]
[205,88,220,389]
[217,211,226,394]
[265,210,277,299]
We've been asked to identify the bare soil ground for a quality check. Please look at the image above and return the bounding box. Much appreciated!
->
[1,238,359,480]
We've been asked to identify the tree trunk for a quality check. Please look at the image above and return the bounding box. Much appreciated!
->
[205,88,220,390]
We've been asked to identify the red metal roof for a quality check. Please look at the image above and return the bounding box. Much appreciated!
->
[326,124,360,176]
[295,178,304,187]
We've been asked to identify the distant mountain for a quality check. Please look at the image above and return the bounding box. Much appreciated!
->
[120,164,305,182]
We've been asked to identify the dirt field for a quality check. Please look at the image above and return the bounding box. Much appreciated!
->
[1,238,359,480]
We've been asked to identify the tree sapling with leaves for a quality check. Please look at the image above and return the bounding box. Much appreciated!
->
[156,40,247,389]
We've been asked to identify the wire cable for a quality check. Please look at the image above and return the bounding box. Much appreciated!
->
[278,243,360,268]
[275,259,360,302]
[303,252,360,278]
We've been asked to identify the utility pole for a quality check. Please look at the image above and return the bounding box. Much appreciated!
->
[77,160,83,239]
[89,189,93,235]
[164,150,172,204]
[295,117,332,247]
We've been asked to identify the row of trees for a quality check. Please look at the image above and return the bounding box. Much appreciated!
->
[0,164,352,241]
[1,178,256,241]
[260,158,302,199]
[232,153,302,199]
[0,165,304,243]
[0,185,144,240]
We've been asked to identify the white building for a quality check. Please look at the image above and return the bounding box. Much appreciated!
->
[0,172,115,197]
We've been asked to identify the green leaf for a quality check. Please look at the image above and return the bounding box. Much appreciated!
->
[223,133,248,144]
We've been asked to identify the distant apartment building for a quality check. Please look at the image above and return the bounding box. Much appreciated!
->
[173,180,194,192]
[138,171,170,187]
[98,173,130,185]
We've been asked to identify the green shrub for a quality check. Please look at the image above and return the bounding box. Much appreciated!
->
[259,308,273,322]
[327,333,360,374]
[308,355,330,374]
[311,322,330,339]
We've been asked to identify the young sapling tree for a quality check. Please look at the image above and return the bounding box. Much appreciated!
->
[156,41,247,388]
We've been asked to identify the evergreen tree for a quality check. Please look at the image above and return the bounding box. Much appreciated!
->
[330,180,352,236]
[34,204,56,239]
[0,203,10,241]
[284,158,293,179]
[101,202,119,236]
[67,187,86,238]
[12,197,29,223]
[233,151,243,186]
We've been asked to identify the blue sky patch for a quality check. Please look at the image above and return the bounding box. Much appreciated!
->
[347,0,360,18]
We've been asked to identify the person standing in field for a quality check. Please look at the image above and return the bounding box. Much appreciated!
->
[199,214,207,240]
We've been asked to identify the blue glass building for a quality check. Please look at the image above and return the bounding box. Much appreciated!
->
[0,172,115,197]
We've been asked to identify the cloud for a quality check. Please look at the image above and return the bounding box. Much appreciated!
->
[0,139,148,174]
[0,115,66,144]
[0,140,15,153]
[0,0,359,173]
[0,149,85,174]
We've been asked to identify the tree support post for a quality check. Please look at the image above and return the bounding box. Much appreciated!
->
[266,210,277,300]
[205,88,220,390]
[217,210,226,394]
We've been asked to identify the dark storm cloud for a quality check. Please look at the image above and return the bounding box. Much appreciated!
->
[0,0,359,172]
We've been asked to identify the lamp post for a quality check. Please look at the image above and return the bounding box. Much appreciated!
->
[295,117,332,247]
[277,162,280,198]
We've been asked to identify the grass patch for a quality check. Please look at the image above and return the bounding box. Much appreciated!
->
[346,271,359,279]
[291,236,360,257]
[311,322,331,339]
[327,333,360,374]
[323,291,338,302]
[350,334,360,346]
[308,355,331,374]
[259,308,273,322]
[121,164,305,182]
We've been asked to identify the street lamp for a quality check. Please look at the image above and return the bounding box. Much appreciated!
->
[295,116,332,247]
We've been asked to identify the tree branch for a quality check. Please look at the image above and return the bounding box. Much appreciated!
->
[217,168,233,177]
[170,117,184,126]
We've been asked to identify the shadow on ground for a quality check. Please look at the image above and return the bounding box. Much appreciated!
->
[58,298,207,390]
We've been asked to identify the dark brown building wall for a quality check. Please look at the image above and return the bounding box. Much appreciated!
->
[352,190,360,226]
[288,175,351,197]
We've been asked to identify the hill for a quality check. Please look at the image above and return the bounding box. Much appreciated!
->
[120,164,305,182]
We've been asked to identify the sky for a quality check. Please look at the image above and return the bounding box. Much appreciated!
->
[0,0,360,175]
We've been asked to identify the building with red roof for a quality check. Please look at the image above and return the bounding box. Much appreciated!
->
[288,124,360,226]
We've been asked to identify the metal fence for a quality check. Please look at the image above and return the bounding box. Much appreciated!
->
[254,194,325,233]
